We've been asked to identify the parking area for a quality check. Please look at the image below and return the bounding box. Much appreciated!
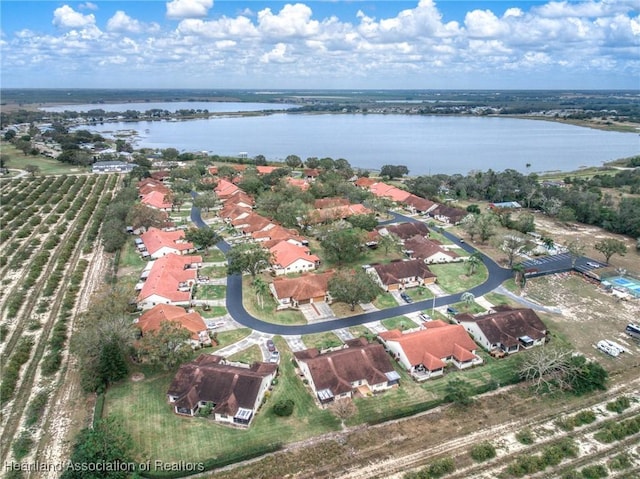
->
[521,254,606,276]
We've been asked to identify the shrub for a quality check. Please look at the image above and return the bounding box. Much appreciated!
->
[272,399,295,417]
[515,428,535,445]
[426,457,455,478]
[605,396,631,414]
[607,453,631,471]
[25,390,50,427]
[581,464,608,479]
[12,431,33,460]
[470,442,496,462]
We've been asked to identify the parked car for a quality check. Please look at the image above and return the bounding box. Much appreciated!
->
[400,292,413,303]
[418,313,431,321]
[269,351,280,363]
[266,339,276,352]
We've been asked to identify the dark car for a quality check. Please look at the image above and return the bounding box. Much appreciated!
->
[266,339,276,352]
[400,292,413,303]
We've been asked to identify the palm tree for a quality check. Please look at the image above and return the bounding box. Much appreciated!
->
[512,263,526,291]
[466,252,482,276]
[253,277,270,309]
[461,292,475,305]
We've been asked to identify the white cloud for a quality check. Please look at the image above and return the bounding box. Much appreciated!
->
[166,0,213,20]
[260,43,295,63]
[257,4,319,38]
[107,11,143,34]
[52,5,96,29]
[78,2,98,11]
[464,10,510,38]
[177,16,258,39]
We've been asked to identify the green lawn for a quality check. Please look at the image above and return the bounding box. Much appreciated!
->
[0,144,82,175]
[199,265,227,278]
[228,344,263,364]
[429,262,488,293]
[195,305,227,318]
[349,325,375,340]
[242,276,306,325]
[302,332,343,350]
[194,284,226,300]
[210,328,251,351]
[381,316,417,331]
[483,292,520,308]
[202,247,227,263]
[119,239,147,270]
[449,300,487,315]
[105,345,340,464]
[404,286,434,301]
[373,292,399,309]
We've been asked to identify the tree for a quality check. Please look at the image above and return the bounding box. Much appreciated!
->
[125,204,170,231]
[377,232,401,255]
[346,214,378,231]
[253,154,267,166]
[285,154,302,169]
[466,252,482,276]
[24,164,40,177]
[566,240,585,268]
[329,399,358,429]
[565,354,608,395]
[466,204,481,214]
[444,377,474,407]
[162,147,179,161]
[513,212,535,234]
[253,277,270,309]
[226,243,272,279]
[321,228,368,265]
[193,191,218,213]
[184,227,221,250]
[460,214,480,242]
[136,320,193,370]
[305,157,319,168]
[461,292,475,305]
[328,269,381,311]
[499,233,531,267]
[62,417,134,479]
[594,238,627,264]
[476,213,498,243]
[519,346,573,394]
[380,164,409,179]
[4,129,16,141]
[273,399,295,416]
[512,263,527,290]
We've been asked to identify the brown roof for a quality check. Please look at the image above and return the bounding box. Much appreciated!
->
[137,304,207,341]
[314,197,350,209]
[430,205,468,224]
[381,222,430,240]
[271,271,333,302]
[457,307,547,349]
[293,342,396,396]
[404,194,437,212]
[167,355,277,414]
[140,227,194,256]
[379,321,478,367]
[372,260,435,286]
[404,235,458,261]
[354,177,377,188]
[137,254,201,303]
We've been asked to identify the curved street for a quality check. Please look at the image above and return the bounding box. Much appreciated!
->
[190,202,591,335]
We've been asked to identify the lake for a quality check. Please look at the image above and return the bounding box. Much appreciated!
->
[76,109,639,175]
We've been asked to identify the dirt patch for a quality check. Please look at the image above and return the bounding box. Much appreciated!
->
[131,373,145,382]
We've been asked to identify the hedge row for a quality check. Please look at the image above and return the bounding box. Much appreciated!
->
[504,437,578,478]
[593,415,640,444]
[0,337,34,405]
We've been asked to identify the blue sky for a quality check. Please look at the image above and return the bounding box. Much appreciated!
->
[1,1,638,89]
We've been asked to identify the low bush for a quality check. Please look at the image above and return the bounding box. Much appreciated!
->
[580,464,608,479]
[25,390,50,427]
[605,396,631,414]
[12,431,33,460]
[607,453,631,471]
[273,399,295,417]
[470,441,496,462]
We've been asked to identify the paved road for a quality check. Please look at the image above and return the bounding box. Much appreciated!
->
[190,200,516,334]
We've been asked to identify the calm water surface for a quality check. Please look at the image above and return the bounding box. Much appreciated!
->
[82,112,640,175]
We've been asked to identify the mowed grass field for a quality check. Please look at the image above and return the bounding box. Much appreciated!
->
[105,339,340,463]
[0,144,82,175]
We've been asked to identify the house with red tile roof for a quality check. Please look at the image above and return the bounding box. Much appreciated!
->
[140,190,173,211]
[256,165,280,175]
[140,227,195,259]
[137,253,202,309]
[307,203,372,224]
[167,354,277,425]
[251,225,305,247]
[293,338,400,404]
[404,194,437,214]
[303,168,320,180]
[285,177,310,191]
[136,304,210,347]
[269,240,320,276]
[457,307,547,355]
[215,178,241,199]
[223,191,254,208]
[231,213,274,235]
[354,177,377,188]
[369,182,411,203]
[369,259,436,292]
[220,203,253,223]
[404,235,460,264]
[314,197,350,209]
[378,320,482,381]
[270,271,334,309]
[150,170,171,182]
